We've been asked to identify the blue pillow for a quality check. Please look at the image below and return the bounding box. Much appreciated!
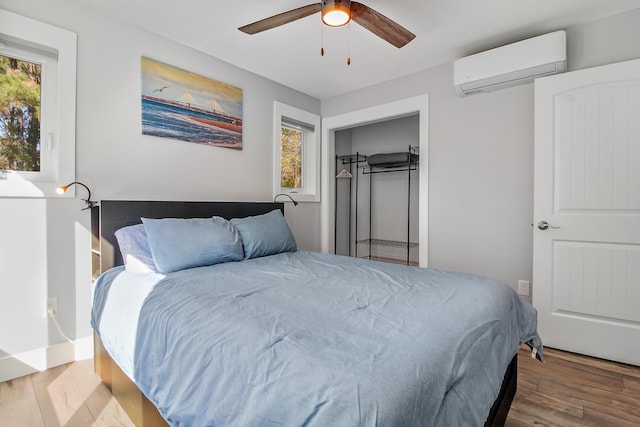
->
[114,224,157,273]
[141,216,243,273]
[231,210,297,259]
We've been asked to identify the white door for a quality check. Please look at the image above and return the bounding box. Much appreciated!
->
[533,58,640,366]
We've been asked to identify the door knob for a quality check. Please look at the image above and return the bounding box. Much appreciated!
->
[537,221,559,230]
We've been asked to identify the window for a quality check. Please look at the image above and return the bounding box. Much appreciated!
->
[0,9,76,197]
[280,123,303,190]
[273,102,320,202]
[1,48,46,173]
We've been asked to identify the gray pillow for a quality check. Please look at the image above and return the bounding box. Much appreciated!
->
[231,210,297,259]
[114,224,156,273]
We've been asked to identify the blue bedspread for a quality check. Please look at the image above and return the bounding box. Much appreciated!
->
[92,250,542,427]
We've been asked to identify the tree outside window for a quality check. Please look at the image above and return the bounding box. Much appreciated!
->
[0,54,41,172]
[281,125,302,190]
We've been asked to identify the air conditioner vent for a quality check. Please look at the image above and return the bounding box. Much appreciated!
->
[454,31,567,96]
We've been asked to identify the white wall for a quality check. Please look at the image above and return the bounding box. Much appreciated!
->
[323,7,640,293]
[0,0,320,381]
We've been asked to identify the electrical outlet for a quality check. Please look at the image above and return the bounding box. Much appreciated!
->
[46,297,58,317]
[517,280,530,296]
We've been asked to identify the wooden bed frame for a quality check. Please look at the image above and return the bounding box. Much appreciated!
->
[92,200,517,427]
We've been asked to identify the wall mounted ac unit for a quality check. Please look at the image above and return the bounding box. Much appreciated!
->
[453,30,566,96]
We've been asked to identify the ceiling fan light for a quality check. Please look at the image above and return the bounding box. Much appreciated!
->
[322,1,351,27]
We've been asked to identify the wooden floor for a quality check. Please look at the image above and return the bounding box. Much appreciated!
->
[506,346,640,427]
[0,359,134,427]
[1,346,638,426]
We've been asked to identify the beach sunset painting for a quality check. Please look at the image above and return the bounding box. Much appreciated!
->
[141,57,243,150]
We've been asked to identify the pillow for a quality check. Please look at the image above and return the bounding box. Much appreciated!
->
[141,216,243,273]
[114,224,156,273]
[230,209,297,259]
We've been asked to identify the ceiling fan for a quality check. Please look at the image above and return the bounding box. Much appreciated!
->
[238,0,416,49]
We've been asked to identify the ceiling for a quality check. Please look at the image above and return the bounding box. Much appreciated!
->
[76,0,640,99]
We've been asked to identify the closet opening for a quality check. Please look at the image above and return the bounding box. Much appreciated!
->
[320,94,429,267]
[334,115,420,265]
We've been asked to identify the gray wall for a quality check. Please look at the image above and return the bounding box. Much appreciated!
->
[566,8,640,72]
[334,129,353,256]
[323,7,640,293]
[0,0,320,380]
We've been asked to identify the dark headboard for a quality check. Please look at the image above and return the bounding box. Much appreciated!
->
[97,200,284,272]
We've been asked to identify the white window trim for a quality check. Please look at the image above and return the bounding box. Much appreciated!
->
[0,9,77,198]
[273,101,321,203]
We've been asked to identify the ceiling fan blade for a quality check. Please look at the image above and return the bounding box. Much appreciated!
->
[351,2,415,48]
[238,4,322,35]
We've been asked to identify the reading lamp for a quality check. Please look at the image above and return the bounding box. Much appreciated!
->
[273,193,298,206]
[56,181,97,210]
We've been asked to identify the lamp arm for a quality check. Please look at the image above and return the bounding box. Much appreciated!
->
[273,193,298,206]
[68,181,92,202]
[61,181,97,210]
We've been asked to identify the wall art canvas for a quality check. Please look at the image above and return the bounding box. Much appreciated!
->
[141,57,243,150]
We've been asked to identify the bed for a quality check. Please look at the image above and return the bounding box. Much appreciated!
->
[91,200,542,427]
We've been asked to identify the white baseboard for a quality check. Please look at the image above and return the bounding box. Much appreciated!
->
[0,335,93,383]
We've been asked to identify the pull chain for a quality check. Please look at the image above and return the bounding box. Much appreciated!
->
[321,21,325,56]
[347,21,351,65]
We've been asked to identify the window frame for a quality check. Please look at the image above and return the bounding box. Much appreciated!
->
[0,9,77,198]
[273,102,320,203]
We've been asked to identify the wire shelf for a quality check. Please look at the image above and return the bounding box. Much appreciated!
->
[357,238,419,249]
[337,153,367,164]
